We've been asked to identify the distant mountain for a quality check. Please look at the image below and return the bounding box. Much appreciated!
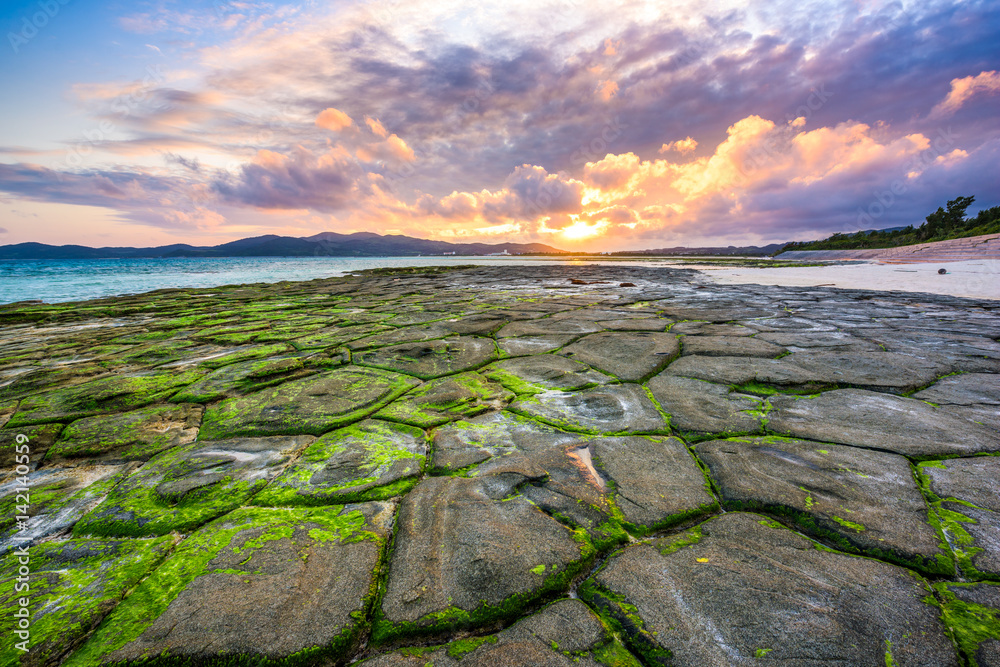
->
[0,233,567,260]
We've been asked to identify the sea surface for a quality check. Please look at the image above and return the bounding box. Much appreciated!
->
[0,256,660,304]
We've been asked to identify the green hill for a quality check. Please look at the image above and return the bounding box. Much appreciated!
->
[780,196,1000,253]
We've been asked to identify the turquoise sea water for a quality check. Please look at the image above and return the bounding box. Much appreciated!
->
[0,256,634,304]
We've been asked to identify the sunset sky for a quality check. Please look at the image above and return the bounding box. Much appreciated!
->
[0,0,998,251]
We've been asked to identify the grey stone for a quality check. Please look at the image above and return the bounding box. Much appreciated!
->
[559,332,679,381]
[511,384,668,434]
[498,335,579,357]
[355,336,497,379]
[912,373,1000,405]
[485,355,610,392]
[646,375,763,437]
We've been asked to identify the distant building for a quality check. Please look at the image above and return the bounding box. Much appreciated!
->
[485,249,510,256]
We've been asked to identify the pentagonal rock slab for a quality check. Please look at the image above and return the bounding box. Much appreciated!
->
[679,335,785,358]
[74,435,313,537]
[921,457,1000,579]
[254,419,426,505]
[374,472,592,642]
[200,367,420,439]
[47,403,203,463]
[496,318,604,338]
[170,356,315,402]
[485,356,610,393]
[584,512,957,666]
[375,372,512,427]
[498,334,579,357]
[0,537,173,665]
[361,599,640,666]
[646,374,763,437]
[767,389,998,457]
[355,337,497,379]
[65,504,392,666]
[7,370,204,427]
[695,436,951,573]
[558,332,679,382]
[511,384,667,434]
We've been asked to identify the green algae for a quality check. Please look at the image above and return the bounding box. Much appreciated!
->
[0,536,174,666]
[47,403,201,462]
[200,366,421,439]
[916,462,990,580]
[933,583,1000,666]
[253,420,427,506]
[171,356,314,403]
[374,372,513,428]
[64,506,380,666]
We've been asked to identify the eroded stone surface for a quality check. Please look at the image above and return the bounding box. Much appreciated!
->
[485,355,610,393]
[912,372,1000,406]
[646,374,763,437]
[768,389,999,457]
[355,336,497,379]
[511,384,668,434]
[679,335,786,358]
[48,403,203,462]
[696,436,951,573]
[586,512,957,666]
[558,332,679,382]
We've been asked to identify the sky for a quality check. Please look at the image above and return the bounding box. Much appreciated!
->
[0,0,998,251]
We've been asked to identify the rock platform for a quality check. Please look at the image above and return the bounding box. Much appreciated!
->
[0,264,997,666]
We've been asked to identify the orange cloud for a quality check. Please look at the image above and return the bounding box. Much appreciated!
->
[597,80,619,101]
[659,137,698,155]
[931,70,1000,117]
[365,116,388,137]
[316,108,353,131]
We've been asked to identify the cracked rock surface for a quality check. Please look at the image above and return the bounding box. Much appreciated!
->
[0,264,997,666]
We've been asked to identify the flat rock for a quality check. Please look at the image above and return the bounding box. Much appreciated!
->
[646,374,763,437]
[485,356,610,393]
[200,366,420,439]
[254,419,426,505]
[346,323,455,350]
[498,334,578,357]
[585,512,957,666]
[496,318,604,338]
[7,370,204,427]
[669,322,755,336]
[0,537,174,666]
[558,332,679,382]
[375,472,592,641]
[170,356,315,402]
[47,403,203,462]
[511,384,668,434]
[597,318,669,331]
[375,372,512,427]
[768,389,999,457]
[74,435,313,537]
[361,599,639,666]
[66,504,392,665]
[911,373,1000,406]
[921,457,1000,578]
[657,306,784,321]
[664,350,947,393]
[696,436,951,573]
[355,336,497,379]
[0,422,62,472]
[679,335,785,358]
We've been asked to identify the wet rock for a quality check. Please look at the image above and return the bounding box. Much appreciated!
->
[200,366,420,439]
[485,356,610,393]
[496,318,604,338]
[361,599,640,666]
[645,375,763,437]
[346,323,455,350]
[937,583,1000,666]
[375,472,592,642]
[290,323,394,350]
[921,457,1000,578]
[558,332,679,382]
[597,318,668,331]
[768,389,999,457]
[73,435,313,537]
[497,334,578,357]
[911,372,1000,406]
[171,356,315,402]
[657,306,784,321]
[376,372,512,427]
[511,384,668,434]
[0,537,173,666]
[664,350,947,393]
[254,419,426,505]
[696,436,951,573]
[47,404,203,463]
[584,512,957,666]
[65,504,391,665]
[0,464,130,553]
[679,335,786,358]
[355,336,497,379]
[0,422,62,472]
[7,370,204,427]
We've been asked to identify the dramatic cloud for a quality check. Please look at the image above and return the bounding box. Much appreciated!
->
[316,108,353,132]
[931,70,1000,118]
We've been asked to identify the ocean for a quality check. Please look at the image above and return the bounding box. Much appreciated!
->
[0,256,640,304]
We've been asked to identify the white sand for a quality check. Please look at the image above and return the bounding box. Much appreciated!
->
[696,259,1000,301]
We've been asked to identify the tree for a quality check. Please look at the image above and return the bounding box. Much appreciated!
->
[921,195,974,239]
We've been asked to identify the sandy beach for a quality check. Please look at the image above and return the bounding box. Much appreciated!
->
[697,258,1000,301]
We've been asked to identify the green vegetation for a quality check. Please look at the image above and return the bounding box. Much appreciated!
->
[781,196,1000,252]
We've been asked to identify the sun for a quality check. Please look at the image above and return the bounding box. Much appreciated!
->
[560,221,604,240]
